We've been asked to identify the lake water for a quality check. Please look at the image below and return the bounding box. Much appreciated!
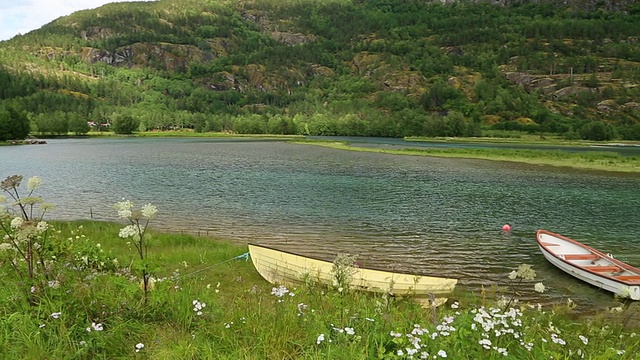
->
[2,137,639,309]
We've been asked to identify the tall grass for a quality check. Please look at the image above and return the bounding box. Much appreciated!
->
[0,219,637,359]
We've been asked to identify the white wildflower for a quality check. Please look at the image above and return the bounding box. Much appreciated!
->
[36,221,48,233]
[579,335,588,345]
[118,225,138,239]
[114,199,133,219]
[141,203,157,219]
[192,299,206,316]
[271,285,290,297]
[27,176,42,191]
[10,217,23,230]
[516,264,536,280]
[534,282,546,293]
[479,338,492,349]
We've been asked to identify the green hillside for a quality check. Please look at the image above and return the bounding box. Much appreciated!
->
[1,0,639,140]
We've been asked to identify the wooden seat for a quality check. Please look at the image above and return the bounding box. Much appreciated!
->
[562,254,599,261]
[583,266,621,273]
[540,242,560,246]
[614,275,640,281]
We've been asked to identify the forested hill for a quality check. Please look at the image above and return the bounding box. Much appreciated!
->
[1,0,639,140]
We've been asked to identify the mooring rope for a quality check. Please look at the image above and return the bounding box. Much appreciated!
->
[180,251,250,279]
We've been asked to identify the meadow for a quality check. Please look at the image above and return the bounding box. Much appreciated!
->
[299,140,640,173]
[1,175,639,359]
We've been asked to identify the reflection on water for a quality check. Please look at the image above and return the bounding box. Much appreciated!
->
[2,137,639,309]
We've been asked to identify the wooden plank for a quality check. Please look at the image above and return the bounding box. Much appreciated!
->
[562,254,599,261]
[583,266,621,273]
[615,275,640,281]
[541,242,560,246]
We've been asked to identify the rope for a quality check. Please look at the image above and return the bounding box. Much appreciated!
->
[180,252,250,279]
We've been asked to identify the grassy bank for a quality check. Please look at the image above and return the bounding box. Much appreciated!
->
[1,215,639,359]
[298,140,640,173]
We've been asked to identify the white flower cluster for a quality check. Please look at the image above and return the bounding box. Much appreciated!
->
[27,176,42,191]
[192,299,206,316]
[10,217,24,230]
[118,225,139,239]
[36,221,49,233]
[509,264,537,280]
[271,285,295,298]
[114,199,134,219]
[114,199,158,219]
[86,322,104,332]
[141,203,157,219]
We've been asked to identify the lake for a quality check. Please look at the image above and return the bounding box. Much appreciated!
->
[2,137,639,309]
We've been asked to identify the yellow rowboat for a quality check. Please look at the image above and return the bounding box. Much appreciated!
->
[248,243,458,307]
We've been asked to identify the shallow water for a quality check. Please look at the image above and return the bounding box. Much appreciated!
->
[2,137,639,309]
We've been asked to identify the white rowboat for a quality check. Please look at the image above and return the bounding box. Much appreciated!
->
[248,243,458,307]
[537,230,640,300]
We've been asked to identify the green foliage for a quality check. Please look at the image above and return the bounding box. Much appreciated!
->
[0,175,55,303]
[0,0,638,139]
[67,113,90,135]
[580,121,616,141]
[110,113,139,134]
[422,81,464,111]
[0,105,30,141]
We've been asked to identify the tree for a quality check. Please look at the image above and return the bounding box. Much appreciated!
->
[68,113,91,135]
[580,121,615,141]
[421,81,464,111]
[0,105,30,141]
[111,113,139,134]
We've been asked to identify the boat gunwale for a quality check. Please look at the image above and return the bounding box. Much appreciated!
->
[247,242,457,281]
[536,229,640,286]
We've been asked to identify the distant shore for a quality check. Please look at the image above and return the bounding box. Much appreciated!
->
[5,131,640,173]
[295,139,640,173]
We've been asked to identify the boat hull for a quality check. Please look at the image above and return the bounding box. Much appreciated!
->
[537,230,640,300]
[248,243,458,305]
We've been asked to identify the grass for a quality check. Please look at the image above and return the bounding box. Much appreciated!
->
[86,130,304,140]
[297,140,640,173]
[1,219,639,359]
